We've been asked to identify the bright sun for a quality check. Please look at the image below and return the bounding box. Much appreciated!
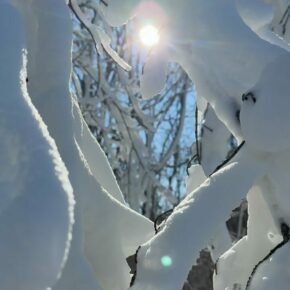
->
[139,24,160,47]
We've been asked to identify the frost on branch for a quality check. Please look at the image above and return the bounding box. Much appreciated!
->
[103,0,290,290]
[2,0,154,289]
[69,0,131,71]
[3,0,290,289]
[72,7,191,216]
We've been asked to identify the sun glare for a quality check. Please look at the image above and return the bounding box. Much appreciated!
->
[161,255,172,267]
[139,24,160,47]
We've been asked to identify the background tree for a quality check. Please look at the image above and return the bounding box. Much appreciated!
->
[70,1,251,289]
[71,0,196,219]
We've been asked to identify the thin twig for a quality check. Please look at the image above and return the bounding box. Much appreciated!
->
[209,141,245,177]
[203,125,213,133]
[100,0,108,7]
[186,154,198,175]
[153,93,187,172]
[279,5,290,35]
[187,105,201,176]
[154,209,174,234]
[68,0,131,71]
[195,106,201,164]
[246,223,290,290]
[130,246,141,287]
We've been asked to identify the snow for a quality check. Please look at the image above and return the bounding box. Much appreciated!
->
[236,0,273,34]
[70,0,131,71]
[248,242,290,290]
[131,147,267,290]
[186,164,231,261]
[235,0,290,50]
[105,0,288,141]
[0,2,74,290]
[72,96,126,204]
[9,1,154,289]
[103,1,290,289]
[214,181,282,290]
[186,164,206,195]
[199,105,231,176]
[240,52,290,152]
[2,0,290,289]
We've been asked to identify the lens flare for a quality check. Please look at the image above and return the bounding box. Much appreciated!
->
[139,25,160,47]
[161,255,172,267]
